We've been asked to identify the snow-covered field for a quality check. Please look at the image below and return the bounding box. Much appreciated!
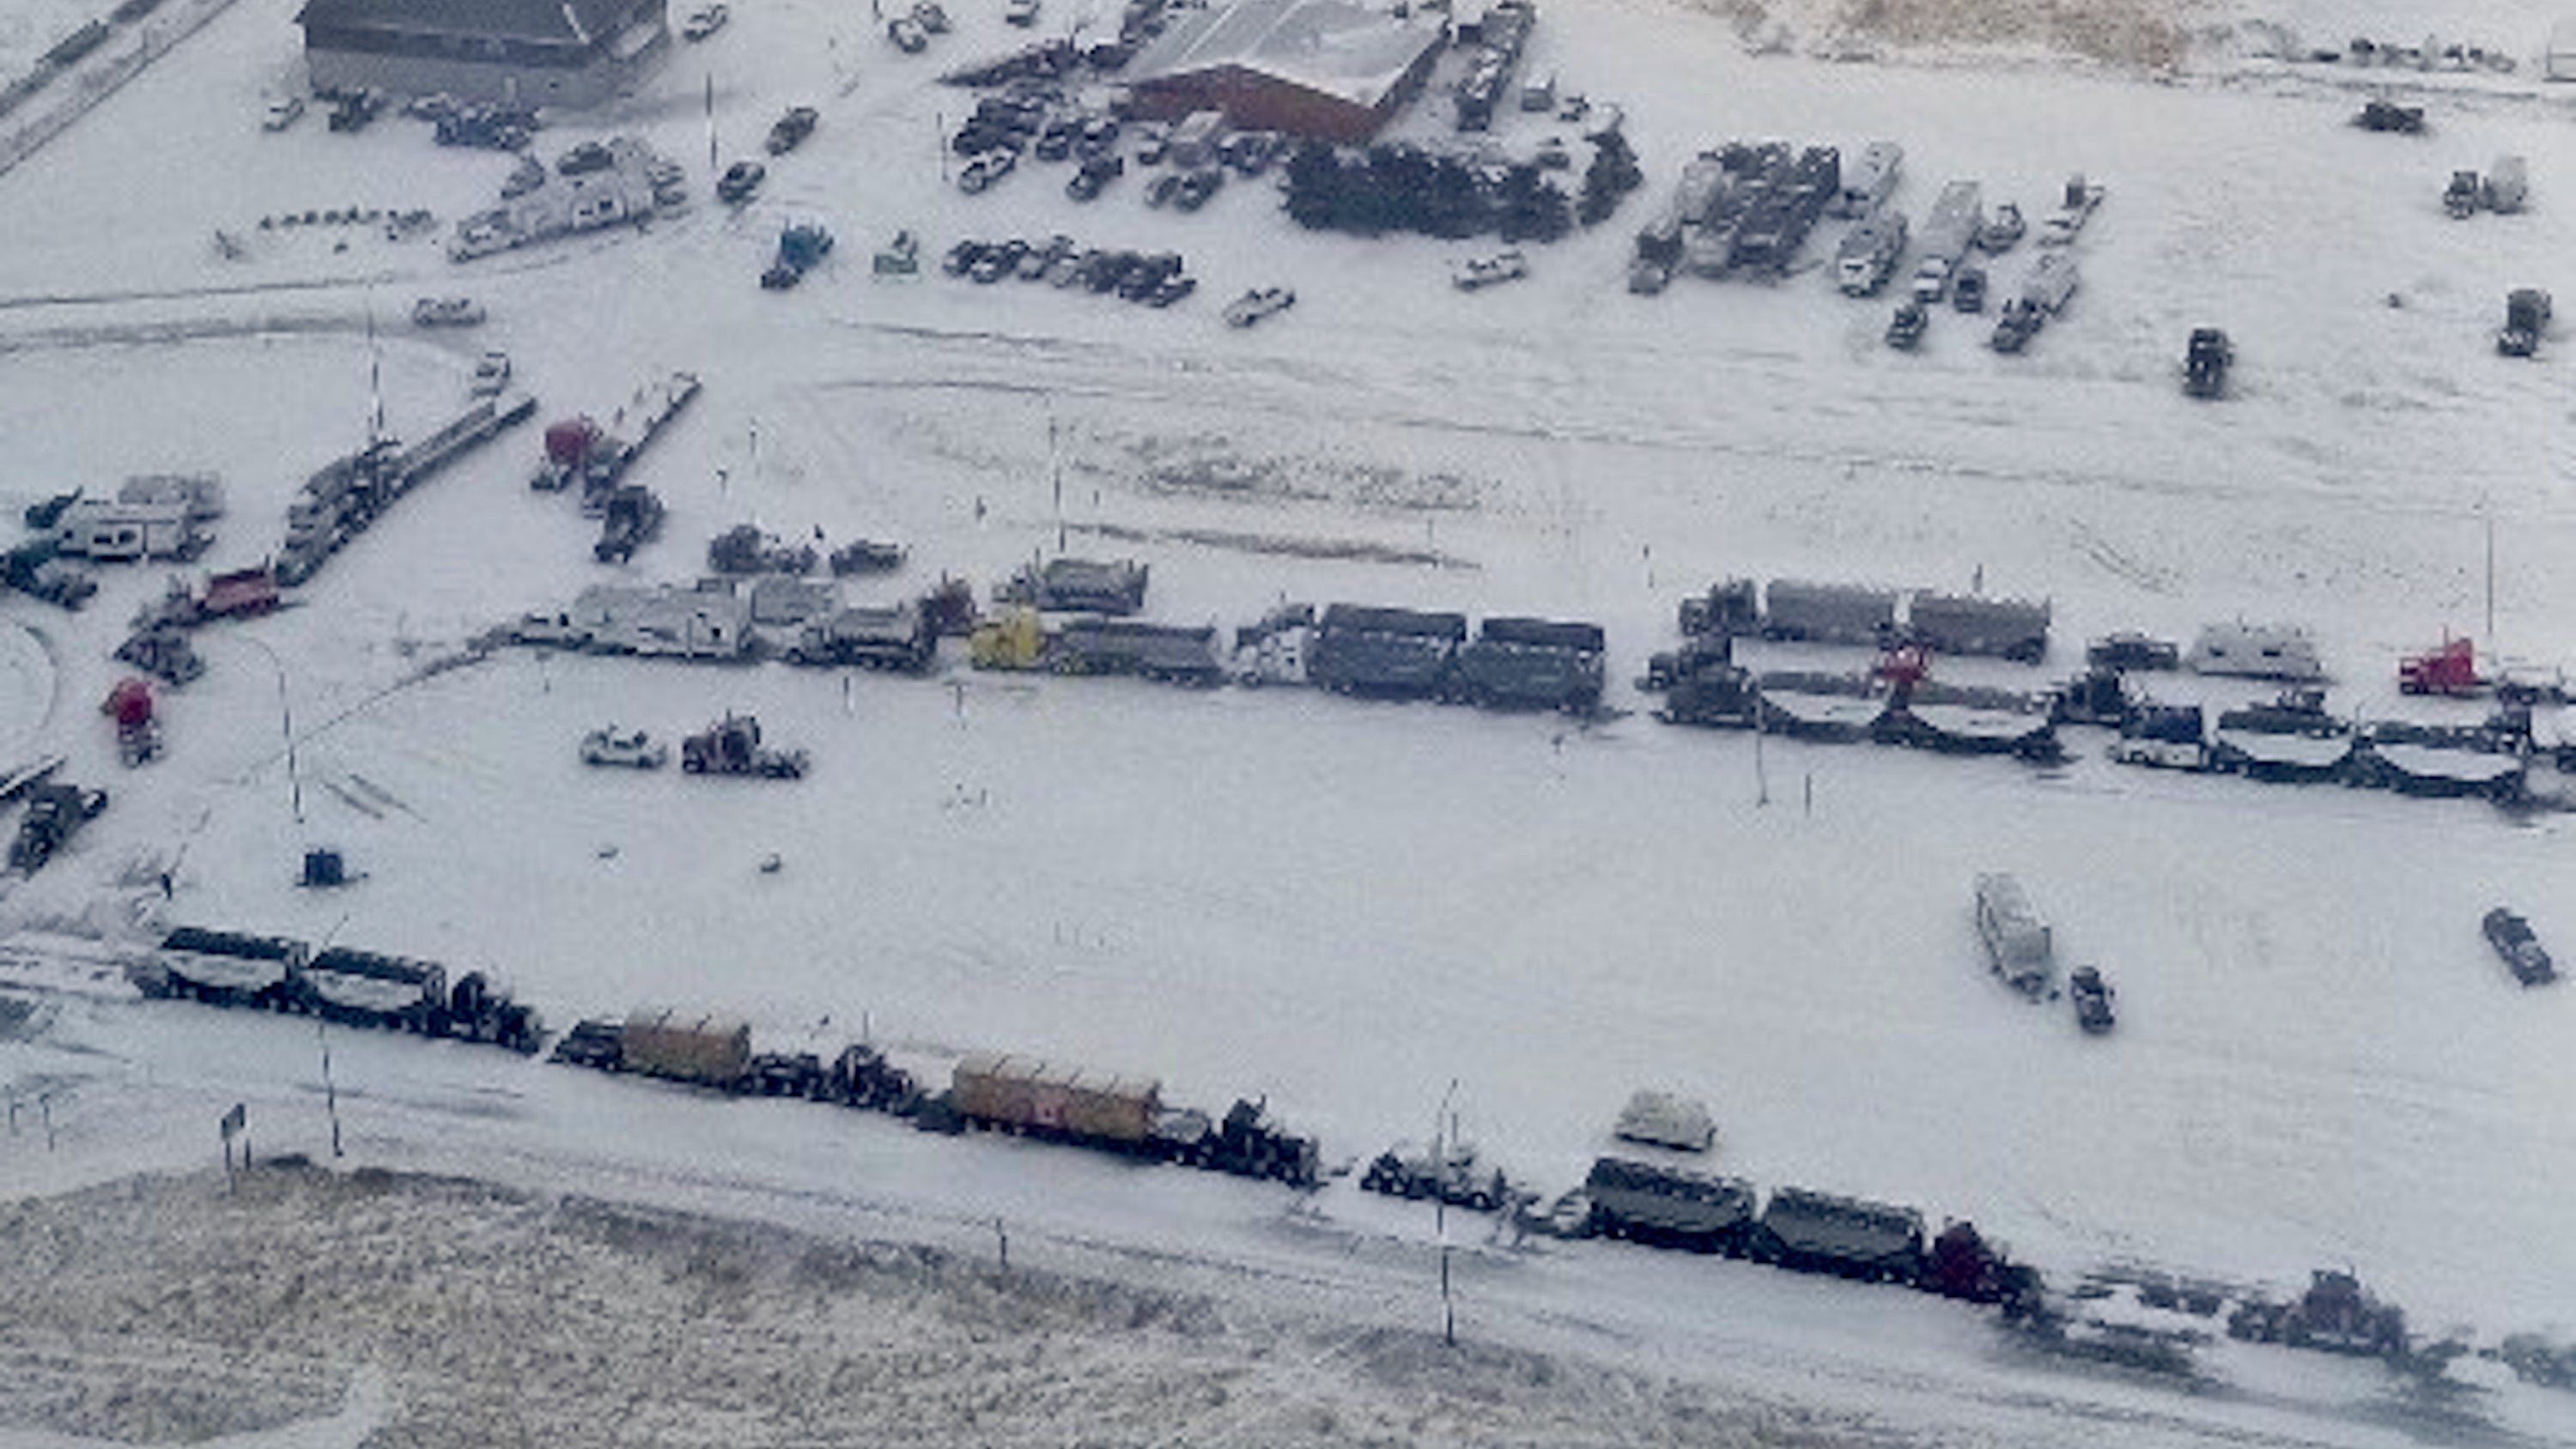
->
[4,0,2576,1439]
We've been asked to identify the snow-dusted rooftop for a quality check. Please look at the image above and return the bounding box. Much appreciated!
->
[1127,0,1443,110]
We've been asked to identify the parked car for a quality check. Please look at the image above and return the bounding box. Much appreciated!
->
[1452,249,1528,290]
[957,150,1016,192]
[1132,122,1170,166]
[1145,274,1196,307]
[942,239,987,276]
[717,159,767,205]
[1005,0,1040,24]
[1886,299,1929,349]
[1144,171,1183,208]
[411,296,485,327]
[2484,907,2557,986]
[1117,252,1182,300]
[910,0,950,32]
[678,3,728,39]
[1222,286,1296,328]
[887,15,928,50]
[765,106,818,155]
[580,726,669,769]
[2068,966,2117,1032]
[260,94,306,130]
[1019,234,1075,280]
[1173,166,1224,211]
[468,351,512,396]
[556,140,615,175]
[1066,152,1124,201]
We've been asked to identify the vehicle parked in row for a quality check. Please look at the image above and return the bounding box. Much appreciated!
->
[411,296,485,327]
[958,149,1016,192]
[766,106,818,155]
[1453,248,1528,290]
[2483,908,2556,985]
[679,3,728,39]
[261,94,305,130]
[1224,286,1296,328]
[580,725,669,769]
[887,15,927,50]
[717,159,766,205]
[1066,152,1124,200]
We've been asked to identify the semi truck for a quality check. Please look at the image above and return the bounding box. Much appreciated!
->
[1908,180,1984,303]
[1836,210,1909,296]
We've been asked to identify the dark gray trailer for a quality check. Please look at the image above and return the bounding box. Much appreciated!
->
[787,603,937,671]
[1000,557,1150,615]
[1450,616,1606,713]
[1905,592,2050,662]
[300,946,448,1028]
[1052,617,1227,687]
[1309,604,1467,699]
[1748,1186,1927,1282]
[1762,580,1900,646]
[155,926,307,1005]
[1585,1156,1757,1252]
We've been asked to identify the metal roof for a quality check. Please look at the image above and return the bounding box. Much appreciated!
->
[1128,0,1442,112]
[295,0,641,47]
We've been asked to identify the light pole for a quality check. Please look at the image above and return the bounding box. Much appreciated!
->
[238,634,303,826]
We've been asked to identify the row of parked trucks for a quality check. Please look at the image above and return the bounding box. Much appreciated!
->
[127,923,2476,1371]
[278,391,536,585]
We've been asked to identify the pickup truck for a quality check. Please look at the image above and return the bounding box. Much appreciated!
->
[2483,908,2557,985]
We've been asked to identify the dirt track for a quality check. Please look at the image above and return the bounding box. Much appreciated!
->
[0,1163,1845,1448]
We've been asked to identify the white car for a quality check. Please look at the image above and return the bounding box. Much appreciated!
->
[1222,286,1297,328]
[580,726,668,769]
[1005,0,1040,24]
[412,295,486,327]
[1451,249,1528,291]
[469,350,512,396]
[261,95,306,131]
[679,3,728,39]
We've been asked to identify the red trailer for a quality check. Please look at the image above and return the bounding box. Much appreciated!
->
[201,566,281,619]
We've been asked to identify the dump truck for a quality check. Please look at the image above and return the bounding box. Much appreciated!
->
[1308,603,1468,699]
[998,556,1148,615]
[620,1008,754,1086]
[1975,871,2054,997]
[788,602,937,671]
[1836,210,1908,296]
[1909,180,1984,303]
[2184,327,2233,398]
[1051,618,1228,687]
[1583,1156,1757,1250]
[1449,616,1606,713]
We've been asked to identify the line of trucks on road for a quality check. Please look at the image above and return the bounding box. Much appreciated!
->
[119,921,2488,1375]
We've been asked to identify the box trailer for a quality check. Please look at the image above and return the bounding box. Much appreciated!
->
[1584,1156,1757,1249]
[1829,140,1901,219]
[1749,1186,1927,1282]
[621,1008,753,1087]
[1974,872,2053,997]
[952,1052,1162,1144]
[1905,591,2050,661]
[1761,579,1900,646]
[2187,622,2324,681]
[1909,179,1984,302]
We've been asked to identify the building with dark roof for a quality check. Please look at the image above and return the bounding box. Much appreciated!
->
[1123,0,1443,141]
[295,0,670,110]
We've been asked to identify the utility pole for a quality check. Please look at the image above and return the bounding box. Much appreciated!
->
[318,1020,343,1159]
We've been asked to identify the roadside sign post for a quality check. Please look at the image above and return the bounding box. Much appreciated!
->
[221,1102,246,1188]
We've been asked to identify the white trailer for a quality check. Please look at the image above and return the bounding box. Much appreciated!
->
[1829,141,1902,219]
[1974,872,2053,997]
[1909,180,1984,302]
[2484,154,2528,213]
[2019,250,2081,314]
[54,500,210,561]
[2187,621,2325,681]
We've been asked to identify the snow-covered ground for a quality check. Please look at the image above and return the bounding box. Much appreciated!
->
[4,0,2576,1439]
